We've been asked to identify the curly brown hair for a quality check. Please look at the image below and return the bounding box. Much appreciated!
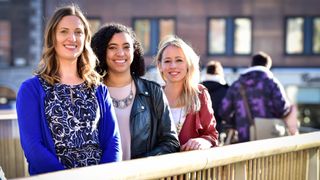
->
[91,23,145,78]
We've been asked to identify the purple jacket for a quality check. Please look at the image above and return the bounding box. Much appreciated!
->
[220,66,291,142]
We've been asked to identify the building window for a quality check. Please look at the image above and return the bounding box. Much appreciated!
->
[208,19,226,54]
[285,17,304,54]
[0,86,16,110]
[285,16,320,55]
[208,17,252,56]
[313,18,320,54]
[133,18,175,55]
[88,18,101,34]
[0,20,11,67]
[234,18,252,54]
[134,19,151,53]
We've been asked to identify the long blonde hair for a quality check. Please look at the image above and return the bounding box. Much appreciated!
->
[35,4,101,87]
[156,35,201,113]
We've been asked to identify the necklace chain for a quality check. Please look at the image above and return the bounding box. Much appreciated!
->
[111,81,134,109]
[176,108,184,134]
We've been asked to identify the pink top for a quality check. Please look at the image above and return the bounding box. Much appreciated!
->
[108,83,136,160]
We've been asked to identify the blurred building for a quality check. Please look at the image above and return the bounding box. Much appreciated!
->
[0,0,42,109]
[0,0,319,128]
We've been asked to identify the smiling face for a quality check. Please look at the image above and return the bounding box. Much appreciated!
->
[106,32,134,76]
[158,45,188,84]
[55,15,85,62]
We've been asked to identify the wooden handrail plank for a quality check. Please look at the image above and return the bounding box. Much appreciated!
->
[261,157,265,180]
[0,110,17,120]
[265,156,269,180]
[308,148,320,180]
[275,155,279,180]
[11,132,320,180]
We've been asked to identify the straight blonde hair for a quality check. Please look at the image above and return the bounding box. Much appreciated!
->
[156,35,201,113]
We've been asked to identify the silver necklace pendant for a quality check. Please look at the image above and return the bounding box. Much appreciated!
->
[112,90,134,109]
[111,80,134,109]
[176,121,183,134]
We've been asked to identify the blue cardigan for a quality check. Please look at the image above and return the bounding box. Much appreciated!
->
[16,76,121,175]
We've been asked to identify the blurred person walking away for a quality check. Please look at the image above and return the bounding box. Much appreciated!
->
[220,51,299,143]
[201,60,230,145]
[156,35,219,151]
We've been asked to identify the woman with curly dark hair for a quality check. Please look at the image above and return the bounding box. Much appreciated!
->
[91,23,179,160]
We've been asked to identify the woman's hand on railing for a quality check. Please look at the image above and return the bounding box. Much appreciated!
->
[180,138,212,151]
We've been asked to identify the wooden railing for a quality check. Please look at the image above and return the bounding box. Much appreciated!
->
[0,110,27,179]
[11,131,320,180]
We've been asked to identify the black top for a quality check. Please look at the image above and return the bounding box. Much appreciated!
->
[201,80,229,133]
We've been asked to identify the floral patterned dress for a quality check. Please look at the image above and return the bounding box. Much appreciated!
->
[39,77,102,168]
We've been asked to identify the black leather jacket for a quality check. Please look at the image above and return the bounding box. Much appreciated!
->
[130,77,180,159]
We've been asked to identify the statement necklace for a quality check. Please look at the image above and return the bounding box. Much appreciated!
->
[111,80,134,109]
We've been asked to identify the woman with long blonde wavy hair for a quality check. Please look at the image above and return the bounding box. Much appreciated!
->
[16,4,121,175]
[156,35,219,151]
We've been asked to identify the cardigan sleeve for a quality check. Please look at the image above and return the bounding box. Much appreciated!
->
[16,79,64,175]
[96,85,122,163]
[197,85,219,147]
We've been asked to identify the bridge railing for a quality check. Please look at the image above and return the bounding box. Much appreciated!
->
[12,131,320,180]
[0,110,27,179]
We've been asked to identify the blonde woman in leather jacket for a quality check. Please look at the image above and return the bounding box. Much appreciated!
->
[91,23,180,160]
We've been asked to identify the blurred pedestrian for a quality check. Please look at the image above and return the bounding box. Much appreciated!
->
[201,60,229,137]
[156,35,219,151]
[220,51,298,143]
